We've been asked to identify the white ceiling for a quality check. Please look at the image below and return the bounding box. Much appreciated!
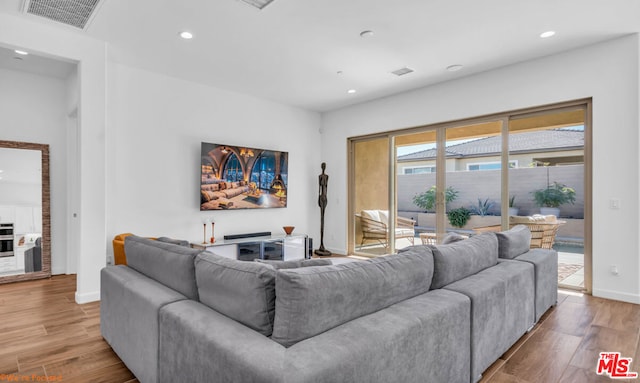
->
[0,45,75,79]
[1,0,640,112]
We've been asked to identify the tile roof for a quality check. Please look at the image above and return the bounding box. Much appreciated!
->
[397,129,583,161]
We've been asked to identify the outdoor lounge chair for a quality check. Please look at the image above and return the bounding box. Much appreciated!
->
[356,210,416,248]
[473,215,565,249]
[509,215,565,249]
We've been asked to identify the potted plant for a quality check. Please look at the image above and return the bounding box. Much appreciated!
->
[508,195,519,216]
[447,207,471,228]
[413,186,458,212]
[470,198,495,217]
[532,182,576,217]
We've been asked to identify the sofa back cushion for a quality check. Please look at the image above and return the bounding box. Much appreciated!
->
[195,251,276,336]
[156,236,190,247]
[442,232,466,244]
[496,225,531,259]
[124,235,201,300]
[271,249,434,347]
[361,209,381,223]
[428,232,499,289]
[254,258,332,269]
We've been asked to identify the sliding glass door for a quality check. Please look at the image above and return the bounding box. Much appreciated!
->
[443,121,505,239]
[508,107,587,290]
[349,100,590,293]
[351,136,390,256]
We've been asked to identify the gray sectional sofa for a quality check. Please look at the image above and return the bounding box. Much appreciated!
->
[100,225,557,383]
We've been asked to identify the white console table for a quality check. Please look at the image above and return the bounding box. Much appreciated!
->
[191,233,309,261]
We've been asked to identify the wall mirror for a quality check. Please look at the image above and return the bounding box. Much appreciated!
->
[0,140,50,283]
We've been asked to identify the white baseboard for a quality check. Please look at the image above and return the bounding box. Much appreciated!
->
[326,246,347,256]
[592,288,640,304]
[75,290,100,304]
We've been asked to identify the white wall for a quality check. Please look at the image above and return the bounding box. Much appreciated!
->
[0,67,68,274]
[106,63,322,255]
[322,34,640,304]
[0,12,107,303]
[1,12,320,303]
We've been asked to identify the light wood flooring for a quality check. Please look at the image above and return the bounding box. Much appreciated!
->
[0,275,638,382]
[0,275,136,382]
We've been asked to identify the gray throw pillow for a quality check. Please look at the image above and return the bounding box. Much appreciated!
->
[442,232,466,244]
[254,258,332,269]
[195,251,277,336]
[124,235,201,300]
[496,225,531,259]
[428,232,499,289]
[271,250,434,347]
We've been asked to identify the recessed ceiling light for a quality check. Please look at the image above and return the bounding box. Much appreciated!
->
[540,31,556,38]
[14,50,28,55]
[446,64,463,72]
[359,30,374,38]
[179,31,194,40]
[347,89,357,94]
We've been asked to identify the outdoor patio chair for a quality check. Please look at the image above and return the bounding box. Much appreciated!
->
[356,210,415,249]
[509,215,565,249]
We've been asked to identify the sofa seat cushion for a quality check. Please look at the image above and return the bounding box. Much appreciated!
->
[496,225,531,259]
[366,227,414,236]
[124,235,201,300]
[271,249,434,347]
[395,228,415,237]
[427,232,499,290]
[195,251,276,336]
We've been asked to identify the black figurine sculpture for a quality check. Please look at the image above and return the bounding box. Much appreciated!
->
[315,162,331,256]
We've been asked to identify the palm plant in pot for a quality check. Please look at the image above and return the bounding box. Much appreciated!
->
[532,182,576,217]
[413,185,458,212]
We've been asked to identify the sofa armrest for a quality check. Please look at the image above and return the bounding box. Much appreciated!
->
[101,266,186,383]
[159,300,285,383]
[397,216,416,228]
[357,214,388,231]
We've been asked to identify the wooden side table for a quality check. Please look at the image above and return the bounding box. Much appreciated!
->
[419,232,437,245]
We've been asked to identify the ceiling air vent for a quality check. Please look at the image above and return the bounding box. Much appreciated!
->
[238,0,276,10]
[391,67,415,77]
[23,0,102,30]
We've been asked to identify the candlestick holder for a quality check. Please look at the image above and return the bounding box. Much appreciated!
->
[210,221,215,243]
[202,218,210,244]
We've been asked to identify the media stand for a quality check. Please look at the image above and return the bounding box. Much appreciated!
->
[191,233,309,261]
